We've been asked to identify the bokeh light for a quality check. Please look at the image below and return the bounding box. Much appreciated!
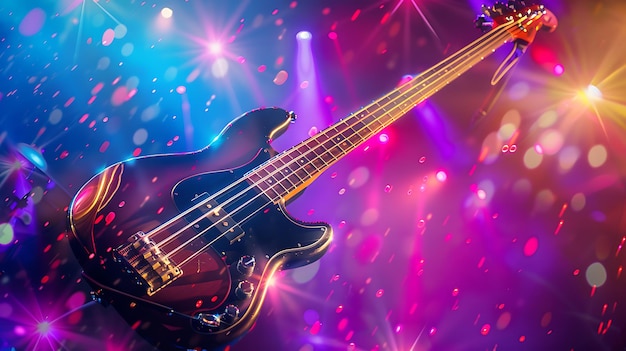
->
[0,223,14,245]
[161,7,173,19]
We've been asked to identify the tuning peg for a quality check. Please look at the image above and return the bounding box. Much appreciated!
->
[481,4,492,17]
[507,0,525,11]
[494,2,509,15]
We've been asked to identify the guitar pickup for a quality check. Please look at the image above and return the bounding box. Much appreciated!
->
[190,192,246,244]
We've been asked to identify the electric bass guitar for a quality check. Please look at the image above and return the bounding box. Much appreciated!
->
[67,2,557,350]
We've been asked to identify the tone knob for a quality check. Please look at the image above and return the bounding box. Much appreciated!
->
[222,304,240,325]
[235,280,254,299]
[236,255,256,277]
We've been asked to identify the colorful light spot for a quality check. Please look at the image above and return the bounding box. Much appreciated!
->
[161,7,173,18]
[523,236,539,256]
[480,324,491,335]
[587,144,607,168]
[133,128,149,145]
[273,70,289,85]
[524,146,543,169]
[586,262,607,287]
[114,24,128,39]
[19,8,46,36]
[17,143,48,171]
[102,28,115,46]
[0,223,14,245]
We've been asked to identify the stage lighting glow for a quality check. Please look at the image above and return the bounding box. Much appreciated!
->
[161,7,173,19]
[37,321,52,335]
[296,31,312,40]
[584,84,602,100]
[208,42,222,55]
[16,143,48,171]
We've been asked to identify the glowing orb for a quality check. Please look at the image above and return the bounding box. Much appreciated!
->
[378,133,389,143]
[16,143,48,171]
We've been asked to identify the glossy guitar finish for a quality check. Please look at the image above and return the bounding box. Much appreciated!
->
[67,3,556,350]
[68,108,332,350]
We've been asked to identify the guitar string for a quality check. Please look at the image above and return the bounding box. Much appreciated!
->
[141,13,517,251]
[160,15,534,268]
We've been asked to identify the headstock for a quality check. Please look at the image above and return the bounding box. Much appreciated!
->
[475,1,558,44]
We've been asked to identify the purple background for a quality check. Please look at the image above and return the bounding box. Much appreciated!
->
[1,1,626,350]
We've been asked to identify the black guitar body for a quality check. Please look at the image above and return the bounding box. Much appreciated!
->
[67,107,332,350]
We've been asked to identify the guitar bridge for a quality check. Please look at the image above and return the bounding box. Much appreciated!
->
[114,231,182,296]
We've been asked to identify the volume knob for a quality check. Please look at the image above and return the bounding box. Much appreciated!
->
[236,255,256,277]
[235,280,255,299]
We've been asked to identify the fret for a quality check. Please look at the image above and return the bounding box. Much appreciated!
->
[305,147,327,171]
[279,152,302,183]
[327,144,344,159]
[340,128,357,143]
[361,113,384,133]
[319,148,337,165]
[372,99,388,115]
[286,170,303,186]
[269,175,289,195]
[291,143,318,172]
[255,167,271,179]
[331,133,353,152]
[318,137,334,153]
[247,169,280,200]
[277,167,297,189]
[294,152,320,176]
[349,119,374,139]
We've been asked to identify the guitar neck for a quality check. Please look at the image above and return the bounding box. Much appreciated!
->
[248,15,524,202]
